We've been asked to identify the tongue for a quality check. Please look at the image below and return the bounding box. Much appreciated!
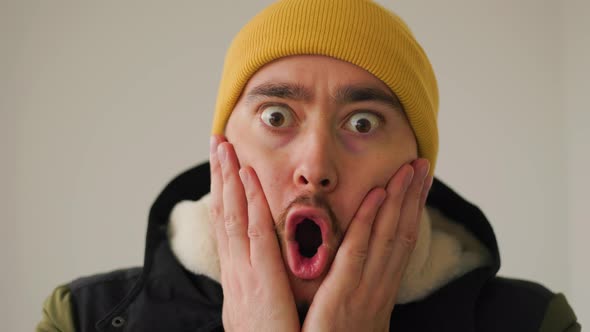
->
[295,219,322,258]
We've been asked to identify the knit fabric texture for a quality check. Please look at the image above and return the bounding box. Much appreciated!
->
[212,0,439,175]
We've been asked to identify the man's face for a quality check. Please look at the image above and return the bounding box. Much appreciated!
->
[225,55,418,307]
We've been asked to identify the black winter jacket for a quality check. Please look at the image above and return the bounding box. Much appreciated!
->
[37,162,580,332]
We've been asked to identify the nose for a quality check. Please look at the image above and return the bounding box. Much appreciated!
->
[292,134,338,193]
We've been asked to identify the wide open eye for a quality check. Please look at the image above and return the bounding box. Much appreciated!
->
[344,112,382,134]
[260,105,294,128]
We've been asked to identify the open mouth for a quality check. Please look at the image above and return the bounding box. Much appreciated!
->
[295,218,323,258]
[285,209,330,280]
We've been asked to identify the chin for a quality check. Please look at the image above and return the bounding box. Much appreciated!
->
[288,273,323,305]
[288,274,322,322]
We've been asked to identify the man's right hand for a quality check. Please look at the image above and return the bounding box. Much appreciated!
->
[209,135,300,332]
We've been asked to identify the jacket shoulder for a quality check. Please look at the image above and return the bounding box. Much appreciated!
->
[38,267,142,331]
[36,284,75,332]
[539,293,581,332]
[476,277,579,331]
[69,267,142,330]
[69,266,142,292]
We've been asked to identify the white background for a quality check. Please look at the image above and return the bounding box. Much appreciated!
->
[2,0,588,330]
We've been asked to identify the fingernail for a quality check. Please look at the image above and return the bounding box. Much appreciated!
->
[413,159,428,180]
[210,136,219,154]
[376,189,387,206]
[239,168,249,187]
[403,167,414,190]
[422,160,431,180]
[425,175,434,193]
[217,144,227,164]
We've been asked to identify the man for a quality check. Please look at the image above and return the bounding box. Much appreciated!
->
[37,0,579,331]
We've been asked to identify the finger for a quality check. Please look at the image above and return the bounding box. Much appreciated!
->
[219,142,251,265]
[413,175,433,244]
[420,175,434,208]
[325,187,387,291]
[209,135,229,266]
[239,167,285,274]
[361,163,414,285]
[410,175,433,261]
[385,159,430,279]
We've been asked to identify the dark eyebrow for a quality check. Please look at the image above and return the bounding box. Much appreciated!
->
[334,85,403,112]
[245,82,313,104]
[244,82,403,113]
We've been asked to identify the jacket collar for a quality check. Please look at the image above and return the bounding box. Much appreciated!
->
[168,193,493,304]
[149,162,501,284]
[158,164,499,303]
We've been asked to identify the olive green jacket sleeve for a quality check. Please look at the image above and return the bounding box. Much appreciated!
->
[539,293,581,332]
[36,285,75,332]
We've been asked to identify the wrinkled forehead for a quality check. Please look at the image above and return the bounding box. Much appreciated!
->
[237,55,403,111]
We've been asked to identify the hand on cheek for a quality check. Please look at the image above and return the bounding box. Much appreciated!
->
[302,158,433,332]
[209,135,300,332]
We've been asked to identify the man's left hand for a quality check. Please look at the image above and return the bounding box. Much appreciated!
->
[302,159,433,332]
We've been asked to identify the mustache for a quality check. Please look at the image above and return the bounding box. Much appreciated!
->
[275,193,342,239]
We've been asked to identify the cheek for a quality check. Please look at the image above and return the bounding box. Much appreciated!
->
[227,110,292,223]
[334,146,414,230]
[367,136,418,186]
[329,167,378,231]
[245,155,289,221]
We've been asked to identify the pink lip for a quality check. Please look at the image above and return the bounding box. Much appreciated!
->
[285,207,331,280]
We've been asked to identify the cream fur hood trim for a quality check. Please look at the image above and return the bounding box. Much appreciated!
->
[168,194,490,304]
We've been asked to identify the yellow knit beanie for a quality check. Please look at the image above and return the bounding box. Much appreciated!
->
[212,0,439,176]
